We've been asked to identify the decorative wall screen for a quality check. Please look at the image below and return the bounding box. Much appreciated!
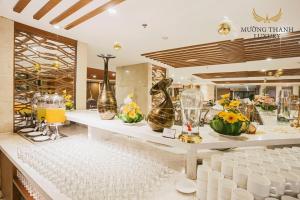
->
[14,23,77,131]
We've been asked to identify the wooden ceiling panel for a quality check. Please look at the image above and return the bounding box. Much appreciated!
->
[33,0,62,20]
[194,68,300,79]
[65,0,125,30]
[50,0,93,25]
[142,31,300,68]
[213,79,300,84]
[13,0,31,13]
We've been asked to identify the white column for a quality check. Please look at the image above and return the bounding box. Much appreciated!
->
[293,85,299,96]
[259,85,266,95]
[0,17,14,133]
[276,86,282,103]
[200,84,215,101]
[116,63,152,114]
[76,42,88,109]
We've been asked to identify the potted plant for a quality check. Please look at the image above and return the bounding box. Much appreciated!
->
[118,94,143,124]
[210,94,250,136]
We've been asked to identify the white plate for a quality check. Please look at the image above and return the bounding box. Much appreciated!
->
[175,178,196,194]
[19,128,35,133]
[27,131,42,137]
[33,136,50,142]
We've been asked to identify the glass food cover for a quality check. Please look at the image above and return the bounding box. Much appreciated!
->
[179,86,203,143]
[277,89,292,122]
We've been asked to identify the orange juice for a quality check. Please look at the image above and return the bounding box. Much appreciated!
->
[45,108,66,123]
[37,108,46,122]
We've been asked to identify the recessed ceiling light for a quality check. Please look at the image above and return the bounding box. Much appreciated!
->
[125,70,130,73]
[214,75,221,78]
[186,59,198,62]
[108,8,117,14]
[266,57,272,61]
[53,25,60,29]
[261,69,266,72]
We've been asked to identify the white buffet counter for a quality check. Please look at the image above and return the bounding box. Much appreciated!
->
[66,110,300,179]
[0,133,194,200]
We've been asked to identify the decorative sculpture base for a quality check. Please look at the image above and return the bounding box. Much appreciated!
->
[178,133,202,144]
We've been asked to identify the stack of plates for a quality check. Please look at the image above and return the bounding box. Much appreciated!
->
[19,128,35,133]
[32,136,50,142]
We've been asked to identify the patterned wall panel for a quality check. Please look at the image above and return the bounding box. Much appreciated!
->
[14,23,77,130]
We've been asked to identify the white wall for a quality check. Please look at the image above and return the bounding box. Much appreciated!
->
[0,17,14,133]
[200,84,215,101]
[116,63,152,114]
[76,42,88,109]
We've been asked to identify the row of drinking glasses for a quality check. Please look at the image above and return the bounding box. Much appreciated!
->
[196,147,300,200]
[17,137,175,200]
[16,170,45,200]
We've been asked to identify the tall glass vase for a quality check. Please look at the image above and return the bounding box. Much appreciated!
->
[97,54,117,120]
[277,89,291,122]
[178,86,203,143]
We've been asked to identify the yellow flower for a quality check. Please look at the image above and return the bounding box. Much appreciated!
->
[218,111,227,118]
[128,111,136,119]
[221,93,230,99]
[237,113,246,122]
[224,112,238,124]
[218,99,225,105]
[229,100,240,107]
[129,102,137,108]
[123,105,130,114]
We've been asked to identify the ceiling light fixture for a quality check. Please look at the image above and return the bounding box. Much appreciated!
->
[186,59,198,62]
[266,57,272,61]
[113,42,122,50]
[108,8,117,14]
[53,25,60,29]
[218,22,231,35]
[261,69,266,72]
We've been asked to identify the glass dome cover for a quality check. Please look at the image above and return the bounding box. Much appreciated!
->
[179,85,203,143]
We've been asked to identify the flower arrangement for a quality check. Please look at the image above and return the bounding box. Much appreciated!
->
[118,94,143,123]
[254,95,277,111]
[63,90,74,110]
[210,93,250,136]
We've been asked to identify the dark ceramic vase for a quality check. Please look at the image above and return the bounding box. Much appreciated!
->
[97,54,117,120]
[147,78,175,132]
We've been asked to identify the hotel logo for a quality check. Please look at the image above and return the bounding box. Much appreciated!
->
[239,8,294,38]
[252,8,282,23]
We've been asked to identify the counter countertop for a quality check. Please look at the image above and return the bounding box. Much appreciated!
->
[66,110,300,150]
